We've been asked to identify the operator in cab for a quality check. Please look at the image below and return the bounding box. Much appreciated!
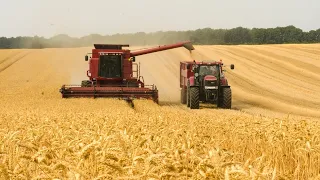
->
[200,66,218,76]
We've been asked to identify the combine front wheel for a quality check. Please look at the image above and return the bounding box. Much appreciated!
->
[189,87,199,109]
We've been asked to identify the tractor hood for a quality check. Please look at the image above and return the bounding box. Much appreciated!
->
[204,75,217,81]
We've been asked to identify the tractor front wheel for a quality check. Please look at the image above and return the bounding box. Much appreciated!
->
[189,87,200,109]
[218,88,232,109]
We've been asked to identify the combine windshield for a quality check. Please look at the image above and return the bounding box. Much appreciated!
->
[98,55,122,78]
[199,65,219,76]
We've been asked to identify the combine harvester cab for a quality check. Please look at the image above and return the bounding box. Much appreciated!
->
[59,41,194,104]
[180,60,234,109]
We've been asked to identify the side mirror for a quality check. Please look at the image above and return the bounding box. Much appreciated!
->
[85,55,88,61]
[132,56,135,62]
[191,64,199,72]
[230,64,234,69]
[192,64,198,72]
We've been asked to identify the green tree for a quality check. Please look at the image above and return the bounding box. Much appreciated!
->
[281,26,304,43]
[224,27,252,44]
[0,26,319,49]
[251,28,267,44]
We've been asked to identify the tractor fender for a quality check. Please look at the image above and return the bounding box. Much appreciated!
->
[220,77,228,85]
[188,76,196,86]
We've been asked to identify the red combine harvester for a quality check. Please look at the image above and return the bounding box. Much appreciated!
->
[59,41,194,104]
[180,60,234,109]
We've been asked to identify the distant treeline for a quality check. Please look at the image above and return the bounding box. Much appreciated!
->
[0,25,319,49]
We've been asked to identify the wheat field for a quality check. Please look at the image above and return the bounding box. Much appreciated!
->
[0,44,320,179]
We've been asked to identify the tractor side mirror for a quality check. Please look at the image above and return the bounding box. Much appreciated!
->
[191,64,198,72]
[85,55,88,61]
[132,56,136,62]
[230,64,234,69]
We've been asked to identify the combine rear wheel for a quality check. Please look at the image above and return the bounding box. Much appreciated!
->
[189,87,199,109]
[218,88,232,109]
[181,88,186,104]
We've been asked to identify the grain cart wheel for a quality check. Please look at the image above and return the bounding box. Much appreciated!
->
[186,88,190,107]
[219,88,232,109]
[186,82,190,107]
[189,87,200,109]
[181,88,187,104]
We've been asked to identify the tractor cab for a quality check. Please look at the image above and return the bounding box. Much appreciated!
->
[198,65,219,77]
[196,64,221,83]
[192,64,221,97]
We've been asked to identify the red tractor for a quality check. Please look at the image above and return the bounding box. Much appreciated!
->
[59,41,194,104]
[180,60,234,109]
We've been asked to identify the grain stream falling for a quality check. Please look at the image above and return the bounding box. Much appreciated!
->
[0,44,320,179]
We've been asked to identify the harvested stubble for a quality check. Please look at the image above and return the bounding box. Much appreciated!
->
[0,99,320,179]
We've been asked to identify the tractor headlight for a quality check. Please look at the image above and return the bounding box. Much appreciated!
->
[195,73,199,77]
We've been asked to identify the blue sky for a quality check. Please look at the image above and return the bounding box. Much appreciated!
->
[0,0,319,38]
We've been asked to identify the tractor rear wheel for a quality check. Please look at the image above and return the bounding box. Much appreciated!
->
[189,87,200,109]
[181,88,186,104]
[218,88,232,109]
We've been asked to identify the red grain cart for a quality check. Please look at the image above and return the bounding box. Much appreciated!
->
[180,60,234,109]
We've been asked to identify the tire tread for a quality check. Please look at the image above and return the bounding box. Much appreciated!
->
[190,87,199,109]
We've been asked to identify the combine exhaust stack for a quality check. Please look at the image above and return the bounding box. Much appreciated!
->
[59,41,194,103]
